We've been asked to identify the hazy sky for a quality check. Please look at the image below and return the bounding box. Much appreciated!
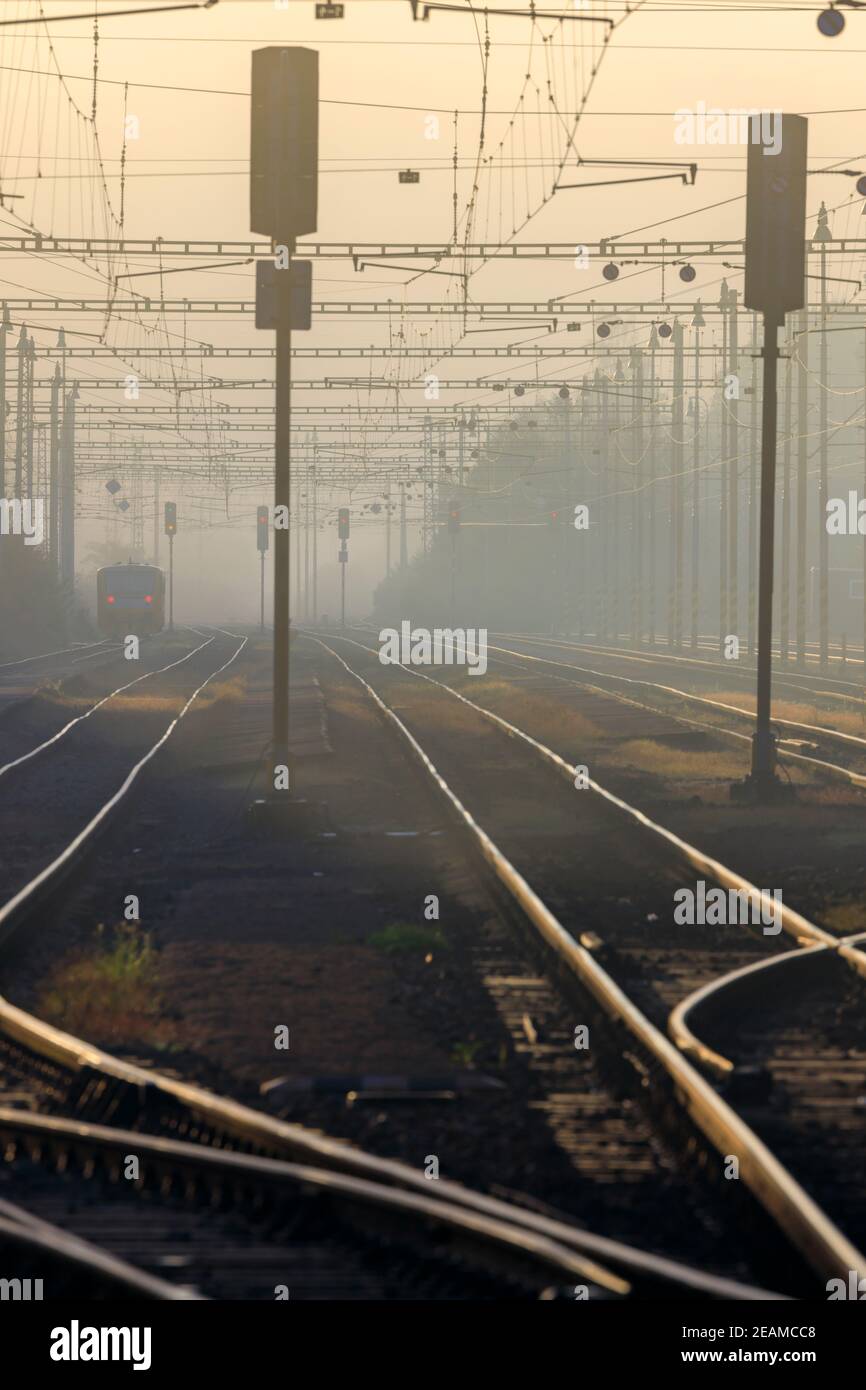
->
[3,0,864,619]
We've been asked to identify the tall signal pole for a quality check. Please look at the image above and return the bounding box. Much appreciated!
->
[734,113,807,801]
[250,46,318,793]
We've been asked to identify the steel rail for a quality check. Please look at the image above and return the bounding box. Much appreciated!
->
[667,933,866,1080]
[0,1108,627,1295]
[488,636,866,769]
[510,633,866,700]
[331,631,837,953]
[482,645,866,793]
[668,947,832,1079]
[341,631,866,978]
[0,626,813,1298]
[0,997,779,1300]
[0,629,247,949]
[0,633,215,781]
[0,639,110,671]
[482,643,866,791]
[0,1210,199,1300]
[308,635,866,1287]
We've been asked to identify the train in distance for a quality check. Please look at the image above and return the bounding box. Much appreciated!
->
[97,563,166,636]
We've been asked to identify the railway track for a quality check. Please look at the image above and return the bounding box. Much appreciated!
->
[0,624,772,1300]
[307,628,866,1296]
[485,633,866,791]
[0,639,125,719]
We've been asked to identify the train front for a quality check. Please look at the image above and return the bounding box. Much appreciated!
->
[97,564,165,636]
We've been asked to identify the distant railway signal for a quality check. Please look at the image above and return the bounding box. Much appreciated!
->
[164,502,177,536]
[257,505,269,553]
[316,1,344,15]
[399,169,421,184]
[257,505,269,629]
[338,506,350,540]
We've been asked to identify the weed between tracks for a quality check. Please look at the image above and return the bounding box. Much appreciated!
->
[606,739,742,784]
[713,690,866,736]
[449,676,600,742]
[368,921,449,956]
[45,675,245,716]
[36,922,177,1048]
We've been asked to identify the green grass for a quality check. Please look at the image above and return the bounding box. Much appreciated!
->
[450,1040,483,1068]
[37,922,174,1047]
[368,921,448,956]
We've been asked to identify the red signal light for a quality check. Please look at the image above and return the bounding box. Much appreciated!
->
[107,594,115,604]
[145,595,153,604]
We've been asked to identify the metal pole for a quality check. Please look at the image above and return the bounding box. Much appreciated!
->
[260,550,265,630]
[153,468,160,565]
[748,312,759,656]
[49,364,60,567]
[780,331,793,662]
[819,238,829,667]
[691,325,701,649]
[647,335,657,647]
[303,457,310,622]
[728,288,739,645]
[796,294,809,665]
[169,532,174,630]
[751,314,782,788]
[719,285,729,650]
[632,347,643,645]
[311,457,317,622]
[611,372,620,642]
[672,321,684,648]
[24,336,34,495]
[294,473,301,614]
[60,385,77,589]
[599,370,609,641]
[0,304,7,496]
[340,545,346,629]
[13,325,25,494]
[273,251,293,772]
